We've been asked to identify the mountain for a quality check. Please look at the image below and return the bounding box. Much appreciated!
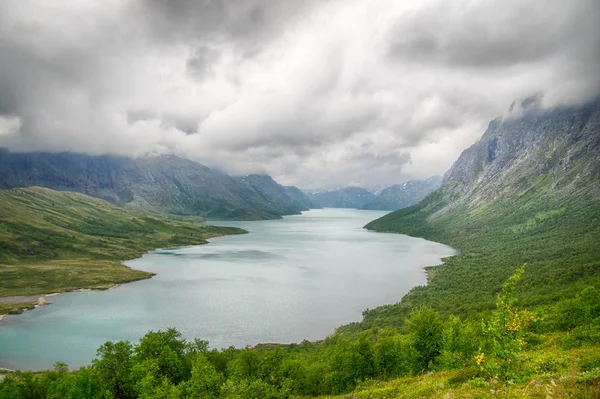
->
[284,185,319,209]
[0,150,301,220]
[364,98,600,322]
[305,187,375,208]
[0,186,244,304]
[240,174,307,214]
[362,176,442,210]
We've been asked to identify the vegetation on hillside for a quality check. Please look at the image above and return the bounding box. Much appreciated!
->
[1,266,599,398]
[0,187,245,312]
[359,172,600,329]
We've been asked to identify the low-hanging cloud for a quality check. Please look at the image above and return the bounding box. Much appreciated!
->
[0,0,598,189]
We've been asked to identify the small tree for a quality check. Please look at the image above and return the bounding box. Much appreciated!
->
[92,340,134,399]
[407,306,444,372]
[477,265,536,387]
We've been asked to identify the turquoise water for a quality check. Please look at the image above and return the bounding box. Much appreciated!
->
[0,209,456,370]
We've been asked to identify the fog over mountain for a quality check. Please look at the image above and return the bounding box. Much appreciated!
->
[0,0,598,189]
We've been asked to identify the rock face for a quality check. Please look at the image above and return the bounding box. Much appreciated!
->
[0,151,304,220]
[305,187,375,209]
[362,176,442,211]
[368,97,600,229]
[433,97,600,217]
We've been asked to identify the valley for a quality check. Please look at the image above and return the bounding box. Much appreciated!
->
[2,0,599,396]
[1,99,599,398]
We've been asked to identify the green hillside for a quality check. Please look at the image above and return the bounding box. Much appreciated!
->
[361,100,600,327]
[0,187,244,307]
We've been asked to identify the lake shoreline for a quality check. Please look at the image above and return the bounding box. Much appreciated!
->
[0,230,248,320]
[0,209,456,371]
[0,236,238,320]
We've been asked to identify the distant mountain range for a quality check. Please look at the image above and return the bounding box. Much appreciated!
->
[302,177,442,211]
[0,150,307,220]
[304,187,376,208]
[361,176,442,211]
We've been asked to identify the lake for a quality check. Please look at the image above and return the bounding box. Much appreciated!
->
[0,209,456,370]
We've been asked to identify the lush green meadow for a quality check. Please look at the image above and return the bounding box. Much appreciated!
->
[0,187,245,312]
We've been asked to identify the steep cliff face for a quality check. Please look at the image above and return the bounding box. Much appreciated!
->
[0,151,302,220]
[368,98,600,230]
[362,176,442,211]
[435,99,600,216]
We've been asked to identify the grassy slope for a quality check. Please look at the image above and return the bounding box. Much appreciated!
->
[324,342,600,399]
[0,187,245,309]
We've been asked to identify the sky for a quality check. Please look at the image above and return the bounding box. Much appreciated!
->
[0,0,599,190]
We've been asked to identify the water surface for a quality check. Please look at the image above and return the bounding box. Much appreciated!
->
[0,209,455,370]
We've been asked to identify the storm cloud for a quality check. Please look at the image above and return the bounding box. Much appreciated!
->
[0,0,598,189]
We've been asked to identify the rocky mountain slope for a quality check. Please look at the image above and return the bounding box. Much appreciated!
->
[430,98,600,216]
[362,176,442,210]
[305,187,375,208]
[240,174,307,215]
[0,151,305,220]
[284,186,318,210]
[364,97,600,319]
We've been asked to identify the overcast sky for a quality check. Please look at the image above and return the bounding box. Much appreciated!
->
[0,0,598,189]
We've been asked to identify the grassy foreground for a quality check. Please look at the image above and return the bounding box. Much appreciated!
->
[325,343,600,399]
[0,187,245,313]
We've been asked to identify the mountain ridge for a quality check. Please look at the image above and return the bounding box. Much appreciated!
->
[363,97,600,322]
[361,176,442,211]
[0,150,306,220]
[304,186,375,208]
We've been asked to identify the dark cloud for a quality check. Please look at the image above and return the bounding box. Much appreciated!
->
[162,115,202,135]
[387,1,599,70]
[127,109,157,125]
[186,46,220,78]
[0,0,598,189]
[140,0,323,46]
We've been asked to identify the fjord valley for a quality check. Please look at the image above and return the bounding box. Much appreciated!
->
[2,0,600,397]
[1,99,599,399]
